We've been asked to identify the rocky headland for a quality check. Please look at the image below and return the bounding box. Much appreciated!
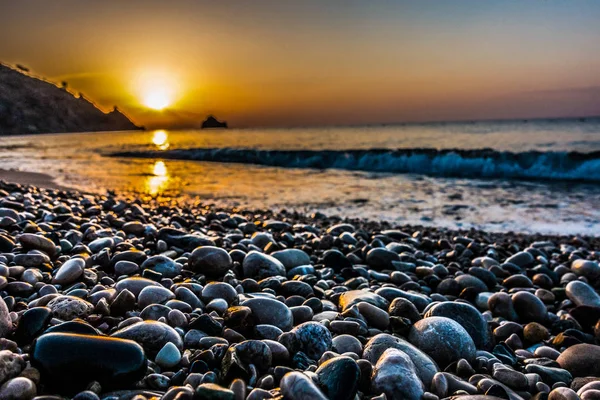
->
[0,64,141,135]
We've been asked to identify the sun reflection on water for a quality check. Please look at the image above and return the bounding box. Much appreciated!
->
[152,130,169,150]
[147,160,169,195]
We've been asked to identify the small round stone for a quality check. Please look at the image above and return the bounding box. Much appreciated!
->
[408,316,476,367]
[189,246,233,276]
[155,342,181,369]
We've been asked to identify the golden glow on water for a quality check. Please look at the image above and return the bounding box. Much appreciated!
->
[152,130,169,150]
[147,160,169,195]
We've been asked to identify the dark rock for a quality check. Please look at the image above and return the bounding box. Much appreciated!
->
[111,321,183,356]
[31,333,146,392]
[189,246,233,277]
[424,301,492,350]
[316,356,360,400]
[14,307,52,344]
[557,344,600,378]
[371,348,425,400]
[408,316,476,367]
[242,297,293,331]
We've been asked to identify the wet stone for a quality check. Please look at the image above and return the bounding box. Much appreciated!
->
[31,333,146,392]
[189,246,233,277]
[408,316,476,367]
[557,344,600,378]
[111,321,183,356]
[371,348,425,400]
[47,296,94,321]
[316,355,360,400]
[141,255,181,278]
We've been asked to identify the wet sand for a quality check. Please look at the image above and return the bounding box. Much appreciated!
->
[0,168,70,190]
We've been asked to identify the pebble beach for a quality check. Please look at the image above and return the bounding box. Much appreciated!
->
[0,179,599,400]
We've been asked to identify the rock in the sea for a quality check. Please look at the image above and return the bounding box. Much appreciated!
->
[316,356,360,400]
[188,246,233,276]
[424,301,492,349]
[280,371,328,400]
[47,296,94,321]
[371,348,425,400]
[111,321,183,355]
[557,344,600,378]
[52,258,85,285]
[31,333,146,392]
[408,316,476,367]
[242,251,286,279]
[242,297,293,331]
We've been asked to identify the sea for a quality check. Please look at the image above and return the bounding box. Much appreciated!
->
[1,118,600,235]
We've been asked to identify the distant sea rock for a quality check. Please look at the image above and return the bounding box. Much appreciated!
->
[0,63,141,135]
[201,115,228,129]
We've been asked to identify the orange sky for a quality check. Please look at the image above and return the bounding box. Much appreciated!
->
[1,1,600,128]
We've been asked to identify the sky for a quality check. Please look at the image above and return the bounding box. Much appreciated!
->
[1,0,600,128]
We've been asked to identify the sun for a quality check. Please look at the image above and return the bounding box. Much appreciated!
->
[133,69,179,111]
[144,89,171,110]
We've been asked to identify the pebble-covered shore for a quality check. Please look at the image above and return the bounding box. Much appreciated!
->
[0,180,599,400]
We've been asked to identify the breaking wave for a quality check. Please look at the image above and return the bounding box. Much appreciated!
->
[110,147,600,182]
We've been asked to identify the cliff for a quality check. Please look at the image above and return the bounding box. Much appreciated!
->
[0,64,141,135]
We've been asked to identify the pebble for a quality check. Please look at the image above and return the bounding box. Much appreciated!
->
[0,350,25,384]
[140,255,181,278]
[0,377,36,400]
[52,258,85,285]
[189,246,233,276]
[271,249,311,270]
[0,297,12,338]
[371,348,425,400]
[566,281,600,307]
[242,251,286,279]
[280,371,327,400]
[242,297,293,331]
[155,342,181,369]
[557,344,600,378]
[408,316,477,367]
[316,356,360,400]
[111,321,183,355]
[47,296,94,320]
[31,333,146,392]
[1,182,600,399]
[424,301,491,349]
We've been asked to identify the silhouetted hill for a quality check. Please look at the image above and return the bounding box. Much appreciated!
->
[0,64,141,135]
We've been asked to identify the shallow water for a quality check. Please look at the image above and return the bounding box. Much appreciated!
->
[1,119,600,235]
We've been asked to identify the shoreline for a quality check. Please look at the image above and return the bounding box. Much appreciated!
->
[0,176,598,244]
[0,168,72,191]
